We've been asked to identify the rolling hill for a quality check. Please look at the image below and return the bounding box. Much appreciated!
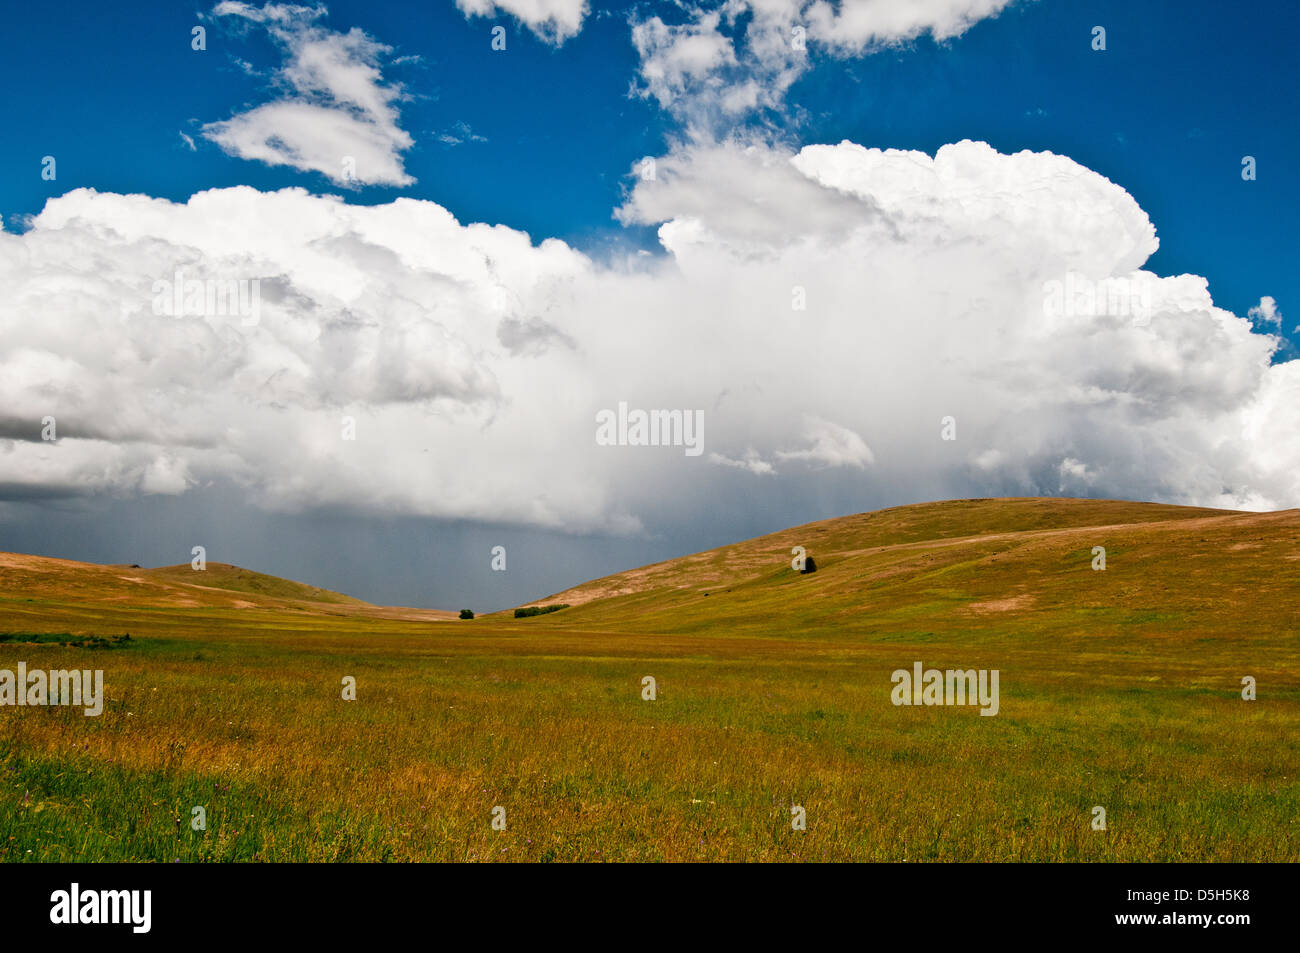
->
[521,497,1299,642]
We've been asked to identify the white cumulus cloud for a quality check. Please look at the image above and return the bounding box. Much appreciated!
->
[1248,295,1281,327]
[201,2,414,187]
[630,0,1019,134]
[456,0,589,44]
[776,417,875,469]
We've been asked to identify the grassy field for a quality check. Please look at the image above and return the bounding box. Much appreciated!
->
[1,497,1296,862]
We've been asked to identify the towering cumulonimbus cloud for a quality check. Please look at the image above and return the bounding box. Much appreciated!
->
[1,138,1295,531]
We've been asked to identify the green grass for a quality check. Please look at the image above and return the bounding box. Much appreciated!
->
[0,497,1297,861]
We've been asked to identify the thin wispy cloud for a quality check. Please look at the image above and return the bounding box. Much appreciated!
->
[436,120,488,147]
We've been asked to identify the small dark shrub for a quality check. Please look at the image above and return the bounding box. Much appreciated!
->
[459,609,474,620]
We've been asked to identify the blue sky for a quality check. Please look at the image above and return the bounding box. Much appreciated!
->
[1,0,1296,610]
[3,0,1295,337]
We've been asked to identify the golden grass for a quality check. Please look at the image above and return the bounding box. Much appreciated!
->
[1,498,1296,861]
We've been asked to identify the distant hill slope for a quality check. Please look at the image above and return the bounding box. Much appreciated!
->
[139,562,364,605]
[518,497,1300,640]
[0,553,454,620]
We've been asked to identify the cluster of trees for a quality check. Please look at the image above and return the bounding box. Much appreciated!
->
[514,604,569,619]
